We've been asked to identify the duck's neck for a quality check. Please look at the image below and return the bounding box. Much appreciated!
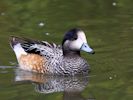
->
[63,50,81,57]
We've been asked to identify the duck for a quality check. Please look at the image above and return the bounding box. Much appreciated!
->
[10,28,95,76]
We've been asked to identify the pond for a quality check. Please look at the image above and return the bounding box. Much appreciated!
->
[0,0,133,100]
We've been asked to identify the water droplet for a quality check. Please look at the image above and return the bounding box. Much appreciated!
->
[1,12,5,16]
[109,76,113,80]
[38,22,45,27]
[45,33,50,35]
[112,2,117,6]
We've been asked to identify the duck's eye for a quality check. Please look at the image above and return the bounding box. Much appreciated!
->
[70,37,77,41]
[73,37,77,40]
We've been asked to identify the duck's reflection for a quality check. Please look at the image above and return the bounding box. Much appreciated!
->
[15,69,94,100]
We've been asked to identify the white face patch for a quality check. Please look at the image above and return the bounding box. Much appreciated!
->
[69,38,83,50]
[13,43,27,59]
[77,31,87,43]
[64,31,88,51]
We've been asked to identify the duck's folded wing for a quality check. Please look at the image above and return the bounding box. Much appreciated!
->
[10,36,63,60]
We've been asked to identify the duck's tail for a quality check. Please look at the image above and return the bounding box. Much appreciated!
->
[10,36,19,48]
[10,36,27,59]
[10,36,30,48]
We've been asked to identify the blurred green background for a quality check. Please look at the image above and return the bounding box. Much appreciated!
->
[0,0,133,100]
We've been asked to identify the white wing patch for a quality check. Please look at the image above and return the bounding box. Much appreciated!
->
[13,43,27,59]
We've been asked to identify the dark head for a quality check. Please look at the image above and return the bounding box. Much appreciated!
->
[62,28,95,55]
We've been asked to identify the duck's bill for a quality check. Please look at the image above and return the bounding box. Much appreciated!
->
[80,43,95,54]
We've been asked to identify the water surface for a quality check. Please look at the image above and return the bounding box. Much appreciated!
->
[0,0,133,100]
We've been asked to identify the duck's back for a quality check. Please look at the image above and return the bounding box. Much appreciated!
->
[10,36,64,74]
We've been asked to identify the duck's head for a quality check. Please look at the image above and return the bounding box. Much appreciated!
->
[62,28,95,55]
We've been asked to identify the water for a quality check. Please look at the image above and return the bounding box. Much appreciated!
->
[0,0,133,100]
